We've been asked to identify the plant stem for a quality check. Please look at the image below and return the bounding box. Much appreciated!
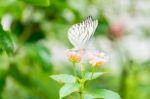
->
[72,62,77,76]
[80,64,85,99]
[91,67,95,79]
[81,64,85,79]
[80,79,85,99]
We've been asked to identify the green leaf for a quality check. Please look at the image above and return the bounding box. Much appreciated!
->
[27,43,52,72]
[59,83,80,99]
[0,0,16,6]
[84,72,104,81]
[84,94,95,99]
[95,14,109,36]
[9,63,34,87]
[0,25,14,55]
[86,89,121,99]
[21,0,50,6]
[50,74,76,84]
[0,70,7,99]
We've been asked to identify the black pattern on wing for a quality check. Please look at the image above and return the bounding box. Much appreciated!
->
[68,16,98,49]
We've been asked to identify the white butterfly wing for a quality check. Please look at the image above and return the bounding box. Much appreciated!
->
[68,16,98,49]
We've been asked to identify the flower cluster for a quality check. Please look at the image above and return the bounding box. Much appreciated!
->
[88,51,108,67]
[66,49,108,67]
[65,49,83,63]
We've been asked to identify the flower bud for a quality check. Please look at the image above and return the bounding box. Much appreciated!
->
[109,22,124,39]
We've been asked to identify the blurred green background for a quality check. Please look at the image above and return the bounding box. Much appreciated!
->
[0,0,150,99]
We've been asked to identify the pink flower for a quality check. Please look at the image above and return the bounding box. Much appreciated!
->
[88,51,109,67]
[65,48,84,63]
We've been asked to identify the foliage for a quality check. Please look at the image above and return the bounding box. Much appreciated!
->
[21,0,50,6]
[0,0,150,99]
[0,25,14,54]
[50,72,120,99]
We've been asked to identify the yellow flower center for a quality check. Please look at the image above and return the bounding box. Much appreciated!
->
[94,60,105,67]
[69,53,81,63]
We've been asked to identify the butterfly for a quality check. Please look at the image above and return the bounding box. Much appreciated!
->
[68,16,98,49]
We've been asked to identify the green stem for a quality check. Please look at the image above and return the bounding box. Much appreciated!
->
[80,79,85,99]
[81,64,85,79]
[80,64,85,99]
[91,67,95,79]
[72,62,77,77]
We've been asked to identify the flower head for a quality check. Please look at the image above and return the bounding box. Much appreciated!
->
[88,51,109,67]
[65,48,83,63]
